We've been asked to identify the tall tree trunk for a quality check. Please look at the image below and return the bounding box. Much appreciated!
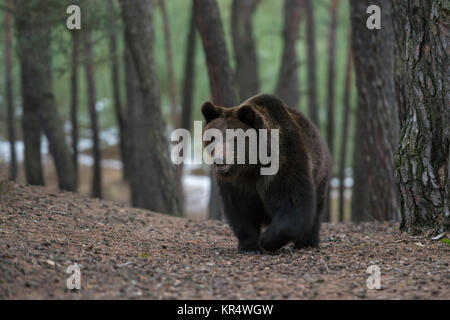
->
[158,0,183,204]
[124,45,141,207]
[231,0,260,101]
[323,0,340,222]
[16,1,44,187]
[180,4,197,132]
[275,0,302,108]
[83,31,102,199]
[350,0,400,221]
[4,0,17,181]
[304,0,319,126]
[194,0,238,220]
[351,107,369,222]
[178,3,198,212]
[70,32,80,189]
[119,0,182,216]
[107,0,128,182]
[338,40,352,222]
[158,0,179,128]
[391,0,449,234]
[16,0,76,191]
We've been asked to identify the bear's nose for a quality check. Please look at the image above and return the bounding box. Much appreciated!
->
[213,155,225,165]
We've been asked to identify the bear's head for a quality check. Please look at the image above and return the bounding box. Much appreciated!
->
[201,101,264,178]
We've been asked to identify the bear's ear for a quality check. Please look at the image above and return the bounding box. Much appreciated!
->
[238,105,263,128]
[201,102,220,123]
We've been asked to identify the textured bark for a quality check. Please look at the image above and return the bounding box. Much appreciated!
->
[4,0,17,181]
[194,0,238,220]
[16,0,76,191]
[83,31,102,199]
[124,45,140,206]
[180,4,197,132]
[158,0,183,201]
[275,0,302,108]
[390,1,408,126]
[338,41,352,222]
[351,107,369,222]
[304,0,319,125]
[391,0,449,234]
[231,0,260,101]
[194,0,237,109]
[323,0,340,222]
[350,0,400,221]
[177,3,198,212]
[70,32,80,189]
[119,0,182,216]
[16,1,44,186]
[107,0,128,182]
[158,0,179,128]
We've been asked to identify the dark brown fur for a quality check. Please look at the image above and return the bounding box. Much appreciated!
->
[202,94,331,252]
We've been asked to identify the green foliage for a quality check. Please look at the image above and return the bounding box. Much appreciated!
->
[440,238,450,246]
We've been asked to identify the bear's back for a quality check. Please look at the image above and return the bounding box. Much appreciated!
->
[246,94,331,187]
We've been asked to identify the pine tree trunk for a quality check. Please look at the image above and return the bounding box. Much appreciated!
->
[275,0,302,108]
[351,107,369,222]
[194,0,238,220]
[4,0,17,181]
[323,0,340,222]
[231,0,260,101]
[119,0,182,216]
[158,0,179,128]
[83,31,102,199]
[304,0,319,126]
[16,1,44,187]
[180,4,197,132]
[107,0,128,182]
[350,0,400,221]
[158,0,183,202]
[16,0,76,191]
[124,45,141,208]
[391,0,449,234]
[177,3,198,212]
[338,40,352,222]
[70,32,80,189]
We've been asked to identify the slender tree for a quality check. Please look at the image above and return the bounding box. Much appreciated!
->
[304,0,319,126]
[119,0,182,216]
[83,31,102,198]
[323,0,340,222]
[158,0,184,201]
[158,0,179,128]
[180,4,197,132]
[391,0,449,233]
[107,0,128,182]
[194,0,238,220]
[351,106,369,222]
[123,45,140,205]
[231,0,260,101]
[16,0,76,191]
[338,39,352,222]
[4,0,17,181]
[70,32,80,188]
[275,0,302,108]
[350,0,400,221]
[176,3,198,211]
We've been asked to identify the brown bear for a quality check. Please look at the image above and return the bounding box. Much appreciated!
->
[201,94,332,252]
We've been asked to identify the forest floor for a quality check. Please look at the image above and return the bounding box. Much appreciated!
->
[0,182,449,300]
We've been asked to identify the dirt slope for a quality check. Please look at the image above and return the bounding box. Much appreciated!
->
[0,183,448,299]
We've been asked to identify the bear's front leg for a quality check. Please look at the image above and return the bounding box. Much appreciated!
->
[218,182,264,252]
[259,179,316,252]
